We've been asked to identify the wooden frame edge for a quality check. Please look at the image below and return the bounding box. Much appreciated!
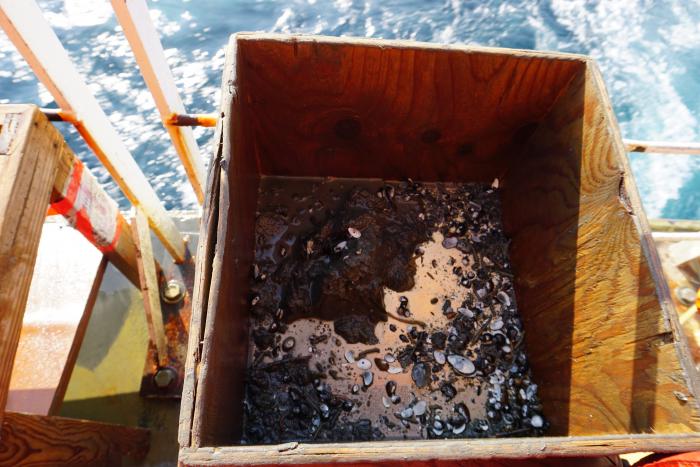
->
[179,434,700,465]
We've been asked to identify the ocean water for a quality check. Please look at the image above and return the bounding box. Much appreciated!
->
[1,0,699,218]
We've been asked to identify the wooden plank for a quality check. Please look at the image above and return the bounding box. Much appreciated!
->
[235,33,584,183]
[190,36,260,447]
[0,105,59,425]
[178,29,234,447]
[0,0,186,262]
[502,60,699,435]
[110,0,205,204]
[7,221,107,415]
[0,411,149,465]
[43,105,142,287]
[179,433,700,465]
[132,208,168,367]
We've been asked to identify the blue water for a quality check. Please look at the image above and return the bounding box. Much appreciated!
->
[1,0,699,218]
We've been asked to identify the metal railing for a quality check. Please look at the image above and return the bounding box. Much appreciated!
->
[0,0,216,263]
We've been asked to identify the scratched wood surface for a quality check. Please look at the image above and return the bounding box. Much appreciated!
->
[180,34,700,464]
[0,411,148,466]
[0,105,60,427]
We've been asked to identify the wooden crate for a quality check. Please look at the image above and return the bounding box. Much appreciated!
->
[178,34,700,465]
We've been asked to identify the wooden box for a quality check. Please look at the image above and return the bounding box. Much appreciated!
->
[178,34,700,465]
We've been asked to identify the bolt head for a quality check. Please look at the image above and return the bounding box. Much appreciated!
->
[676,286,697,306]
[154,367,177,388]
[162,280,184,304]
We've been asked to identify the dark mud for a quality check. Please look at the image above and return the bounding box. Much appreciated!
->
[242,177,546,444]
[250,179,430,344]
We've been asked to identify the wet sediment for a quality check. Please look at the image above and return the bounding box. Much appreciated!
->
[242,176,546,444]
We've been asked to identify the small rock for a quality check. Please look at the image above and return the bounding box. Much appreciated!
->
[440,382,457,401]
[530,415,544,428]
[413,400,427,416]
[447,355,476,375]
[352,384,360,394]
[386,381,397,396]
[345,350,355,363]
[452,423,466,434]
[412,362,430,388]
[384,354,396,363]
[348,227,361,238]
[674,391,689,403]
[442,237,458,249]
[362,371,373,387]
[388,366,402,374]
[357,358,372,370]
[490,319,504,331]
[282,337,296,352]
[374,357,389,371]
[433,350,446,365]
[400,407,413,419]
[458,307,474,318]
[496,291,511,307]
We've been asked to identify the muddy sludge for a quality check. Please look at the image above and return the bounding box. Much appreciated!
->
[241,177,546,444]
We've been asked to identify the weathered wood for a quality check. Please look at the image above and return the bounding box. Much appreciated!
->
[0,411,149,465]
[191,36,258,446]
[178,29,235,447]
[132,207,168,367]
[179,434,698,465]
[48,111,141,287]
[181,34,700,462]
[0,105,60,426]
[503,62,699,435]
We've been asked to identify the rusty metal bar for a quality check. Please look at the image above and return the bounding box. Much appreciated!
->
[111,0,205,205]
[0,0,186,263]
[624,139,700,155]
[165,113,218,128]
[44,108,219,129]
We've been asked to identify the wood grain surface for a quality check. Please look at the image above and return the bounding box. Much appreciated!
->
[191,35,260,447]
[503,63,700,435]
[0,411,149,466]
[0,105,59,427]
[179,433,699,466]
[236,34,584,183]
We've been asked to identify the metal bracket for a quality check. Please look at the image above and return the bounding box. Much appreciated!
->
[139,244,194,398]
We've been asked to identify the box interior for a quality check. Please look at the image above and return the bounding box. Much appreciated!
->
[190,35,699,447]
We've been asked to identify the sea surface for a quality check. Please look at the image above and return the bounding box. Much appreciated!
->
[1,0,699,218]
